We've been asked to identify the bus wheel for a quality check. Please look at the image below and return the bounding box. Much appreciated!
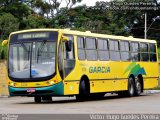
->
[42,96,52,102]
[127,77,135,97]
[34,96,41,103]
[118,91,126,97]
[90,93,105,99]
[135,78,142,96]
[76,80,89,101]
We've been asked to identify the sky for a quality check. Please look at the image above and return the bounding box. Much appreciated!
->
[75,0,110,6]
[60,0,110,7]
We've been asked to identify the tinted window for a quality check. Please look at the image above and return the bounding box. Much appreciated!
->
[77,37,85,60]
[109,40,120,61]
[64,35,75,59]
[97,39,109,60]
[97,39,108,50]
[140,43,148,52]
[63,35,75,77]
[85,37,97,60]
[149,44,156,52]
[77,37,84,49]
[85,38,96,49]
[149,43,157,62]
[131,42,139,52]
[120,41,130,61]
[140,43,149,61]
[120,41,129,51]
[131,42,140,61]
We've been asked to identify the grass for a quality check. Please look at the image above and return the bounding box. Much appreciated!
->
[153,87,160,90]
[158,48,160,60]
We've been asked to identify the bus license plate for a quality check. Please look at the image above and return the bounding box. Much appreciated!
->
[27,88,36,93]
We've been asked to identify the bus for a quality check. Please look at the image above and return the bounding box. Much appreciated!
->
[1,29,159,103]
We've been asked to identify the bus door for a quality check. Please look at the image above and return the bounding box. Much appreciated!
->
[58,35,75,80]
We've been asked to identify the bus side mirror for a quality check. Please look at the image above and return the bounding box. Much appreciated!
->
[2,40,8,46]
[62,35,69,42]
[61,35,72,52]
[1,40,8,59]
[65,40,72,52]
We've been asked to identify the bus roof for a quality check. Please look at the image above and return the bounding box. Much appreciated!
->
[10,29,156,43]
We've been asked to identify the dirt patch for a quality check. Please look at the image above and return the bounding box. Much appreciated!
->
[0,60,9,96]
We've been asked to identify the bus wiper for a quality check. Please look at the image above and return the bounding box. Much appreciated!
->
[37,40,47,63]
[20,42,29,52]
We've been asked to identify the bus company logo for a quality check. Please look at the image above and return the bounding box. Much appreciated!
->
[89,66,110,73]
[124,62,146,77]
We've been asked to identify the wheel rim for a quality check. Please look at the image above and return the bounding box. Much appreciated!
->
[136,81,141,95]
[128,77,134,96]
[130,82,134,95]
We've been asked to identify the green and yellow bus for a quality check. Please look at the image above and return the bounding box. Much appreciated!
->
[2,29,159,102]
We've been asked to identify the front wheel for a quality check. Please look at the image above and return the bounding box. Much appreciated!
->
[42,96,52,102]
[76,80,89,101]
[34,96,41,103]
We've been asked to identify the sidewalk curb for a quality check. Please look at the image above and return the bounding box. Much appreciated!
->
[0,95,9,98]
[144,90,160,94]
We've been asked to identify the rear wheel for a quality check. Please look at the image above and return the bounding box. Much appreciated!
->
[34,96,41,103]
[127,77,135,97]
[76,80,90,101]
[135,78,142,96]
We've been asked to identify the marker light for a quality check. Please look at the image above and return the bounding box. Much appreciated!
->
[49,81,54,85]
[10,82,16,87]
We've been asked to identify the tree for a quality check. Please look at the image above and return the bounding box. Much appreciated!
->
[22,14,49,29]
[0,13,19,39]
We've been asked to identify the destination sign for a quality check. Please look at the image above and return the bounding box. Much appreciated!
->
[18,32,49,39]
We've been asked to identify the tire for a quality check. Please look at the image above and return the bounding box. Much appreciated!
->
[118,91,126,97]
[90,93,105,99]
[127,77,135,97]
[135,79,142,96]
[42,96,52,102]
[76,80,89,101]
[34,96,41,103]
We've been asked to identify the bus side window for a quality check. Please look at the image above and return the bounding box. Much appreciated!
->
[77,37,85,60]
[140,43,149,61]
[97,39,109,61]
[130,42,140,61]
[63,35,75,77]
[109,40,120,61]
[85,37,97,61]
[149,43,157,62]
[64,36,74,60]
[120,41,130,61]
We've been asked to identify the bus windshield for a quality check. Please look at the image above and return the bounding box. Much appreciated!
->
[8,31,58,80]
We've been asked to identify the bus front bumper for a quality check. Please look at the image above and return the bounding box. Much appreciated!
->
[8,82,64,97]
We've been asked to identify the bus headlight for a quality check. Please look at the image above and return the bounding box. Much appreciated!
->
[46,81,55,85]
[49,81,54,85]
[10,82,16,87]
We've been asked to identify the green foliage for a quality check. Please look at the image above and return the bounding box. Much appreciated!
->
[0,13,19,39]
[0,40,8,59]
[23,14,48,29]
